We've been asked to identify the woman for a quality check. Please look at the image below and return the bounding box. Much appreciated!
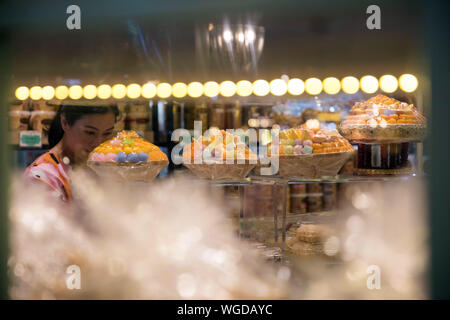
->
[25,104,119,202]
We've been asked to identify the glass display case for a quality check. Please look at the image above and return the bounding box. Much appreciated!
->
[1,0,448,300]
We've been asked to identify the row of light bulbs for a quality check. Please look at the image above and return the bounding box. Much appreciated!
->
[14,74,418,101]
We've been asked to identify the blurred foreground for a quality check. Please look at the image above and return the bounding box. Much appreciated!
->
[8,170,427,299]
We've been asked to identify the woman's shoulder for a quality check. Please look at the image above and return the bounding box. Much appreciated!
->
[29,151,62,167]
[25,151,71,201]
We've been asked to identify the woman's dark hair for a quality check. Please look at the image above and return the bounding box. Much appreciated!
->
[48,104,120,148]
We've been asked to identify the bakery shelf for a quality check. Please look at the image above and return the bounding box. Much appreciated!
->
[249,173,420,184]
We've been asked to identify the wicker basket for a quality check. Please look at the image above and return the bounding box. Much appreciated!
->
[87,160,168,182]
[275,151,355,178]
[339,124,426,144]
[183,161,256,180]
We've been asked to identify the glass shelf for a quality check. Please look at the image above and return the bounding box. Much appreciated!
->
[207,178,252,187]
[249,173,421,185]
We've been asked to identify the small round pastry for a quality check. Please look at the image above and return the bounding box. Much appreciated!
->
[110,139,121,147]
[284,145,294,155]
[301,145,313,154]
[138,152,149,162]
[123,137,134,146]
[98,153,108,162]
[116,152,127,162]
[293,145,303,155]
[312,134,326,143]
[351,108,365,115]
[387,118,397,124]
[303,139,313,147]
[379,119,388,128]
[127,152,139,162]
[104,153,116,162]
[313,148,323,154]
[202,148,213,160]
[294,139,303,146]
[286,139,295,146]
[367,118,378,128]
[90,153,102,161]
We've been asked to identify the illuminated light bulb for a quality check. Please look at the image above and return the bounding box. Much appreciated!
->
[305,78,322,95]
[29,86,43,100]
[223,30,233,42]
[204,81,220,97]
[97,84,112,99]
[69,85,83,100]
[172,82,187,98]
[236,80,253,97]
[399,74,418,93]
[360,75,379,94]
[157,82,172,99]
[83,84,97,100]
[269,79,287,96]
[341,76,359,94]
[253,79,270,96]
[111,84,127,99]
[142,83,157,99]
[41,86,55,100]
[246,29,256,42]
[187,82,203,98]
[323,77,341,95]
[126,83,141,99]
[219,81,236,97]
[15,86,29,100]
[237,32,245,42]
[287,78,305,95]
[55,86,69,100]
[379,75,398,93]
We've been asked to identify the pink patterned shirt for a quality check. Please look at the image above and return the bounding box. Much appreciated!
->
[25,152,72,202]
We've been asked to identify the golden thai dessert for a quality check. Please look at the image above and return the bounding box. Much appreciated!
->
[182,129,258,180]
[264,120,354,178]
[89,130,167,163]
[268,124,354,156]
[340,95,427,175]
[88,130,168,181]
[340,94,426,143]
[183,129,258,163]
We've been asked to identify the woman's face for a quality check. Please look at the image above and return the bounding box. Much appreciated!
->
[61,112,116,163]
